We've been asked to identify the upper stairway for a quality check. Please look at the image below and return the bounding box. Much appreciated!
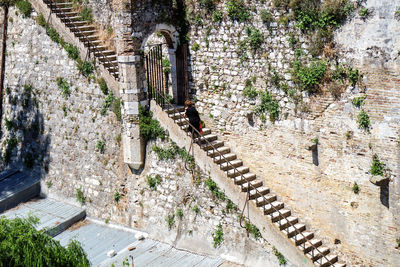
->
[41,0,119,79]
[153,102,347,267]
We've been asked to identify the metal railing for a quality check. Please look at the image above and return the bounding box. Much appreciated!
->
[153,92,336,266]
[47,0,118,79]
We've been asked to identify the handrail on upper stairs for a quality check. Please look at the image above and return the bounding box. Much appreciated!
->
[154,93,336,266]
[48,0,118,79]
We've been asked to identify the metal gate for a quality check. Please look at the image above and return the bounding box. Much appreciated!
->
[145,43,189,106]
[145,44,167,106]
[176,43,189,105]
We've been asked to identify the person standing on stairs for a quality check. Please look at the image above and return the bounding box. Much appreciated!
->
[184,100,202,138]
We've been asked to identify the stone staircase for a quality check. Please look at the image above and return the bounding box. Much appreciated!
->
[164,106,346,267]
[42,0,119,79]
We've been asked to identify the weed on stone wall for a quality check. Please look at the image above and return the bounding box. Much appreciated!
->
[357,109,370,132]
[352,95,366,108]
[56,77,71,98]
[139,105,165,141]
[273,246,287,265]
[226,0,250,22]
[147,174,162,190]
[165,214,175,230]
[352,182,359,194]
[370,154,385,176]
[176,208,183,220]
[254,90,280,122]
[76,187,86,205]
[96,140,105,154]
[245,221,261,239]
[114,191,120,203]
[212,223,224,248]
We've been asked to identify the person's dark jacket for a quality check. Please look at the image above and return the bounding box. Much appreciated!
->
[185,106,201,133]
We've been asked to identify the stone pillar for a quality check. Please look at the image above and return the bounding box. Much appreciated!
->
[118,54,147,170]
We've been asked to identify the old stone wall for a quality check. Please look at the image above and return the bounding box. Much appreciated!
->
[186,0,400,266]
[0,8,287,266]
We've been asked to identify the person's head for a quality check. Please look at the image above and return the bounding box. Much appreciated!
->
[184,100,193,108]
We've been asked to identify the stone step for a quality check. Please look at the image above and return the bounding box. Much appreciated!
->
[60,15,82,21]
[176,118,188,126]
[220,159,243,171]
[261,201,284,215]
[94,50,117,57]
[213,153,237,164]
[74,30,97,37]
[227,166,249,178]
[285,223,306,238]
[195,134,218,144]
[268,208,291,222]
[274,216,298,230]
[201,140,224,151]
[165,106,185,114]
[54,11,77,17]
[78,34,100,42]
[65,20,88,27]
[70,25,96,32]
[241,179,262,192]
[0,170,40,213]
[301,239,322,254]
[98,58,118,66]
[169,111,185,120]
[253,194,276,207]
[291,231,314,246]
[207,146,230,157]
[233,173,256,185]
[249,186,270,200]
[319,254,338,267]
[307,246,330,262]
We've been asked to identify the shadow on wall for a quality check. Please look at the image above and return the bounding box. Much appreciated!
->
[0,80,51,181]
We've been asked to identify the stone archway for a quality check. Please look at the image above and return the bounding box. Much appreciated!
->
[141,24,180,104]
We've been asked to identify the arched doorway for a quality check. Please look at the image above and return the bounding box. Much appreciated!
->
[142,24,189,105]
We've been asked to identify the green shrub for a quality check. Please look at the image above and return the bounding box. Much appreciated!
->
[245,221,261,239]
[212,10,223,23]
[114,191,120,203]
[165,214,175,230]
[191,42,200,52]
[37,13,47,27]
[295,60,327,93]
[76,187,86,205]
[16,0,32,17]
[176,208,183,220]
[273,246,287,265]
[56,77,71,98]
[77,59,94,77]
[370,154,384,176]
[98,78,108,95]
[192,205,200,214]
[358,7,369,18]
[352,95,366,108]
[162,58,171,74]
[212,223,224,248]
[357,109,370,132]
[246,27,263,51]
[101,92,115,115]
[147,174,162,190]
[255,91,279,122]
[64,43,79,60]
[79,7,93,22]
[96,140,105,153]
[5,118,15,131]
[352,182,359,194]
[260,9,274,24]
[205,178,226,201]
[0,216,89,266]
[46,27,61,43]
[243,85,258,100]
[139,105,165,141]
[226,0,250,22]
[347,67,360,86]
